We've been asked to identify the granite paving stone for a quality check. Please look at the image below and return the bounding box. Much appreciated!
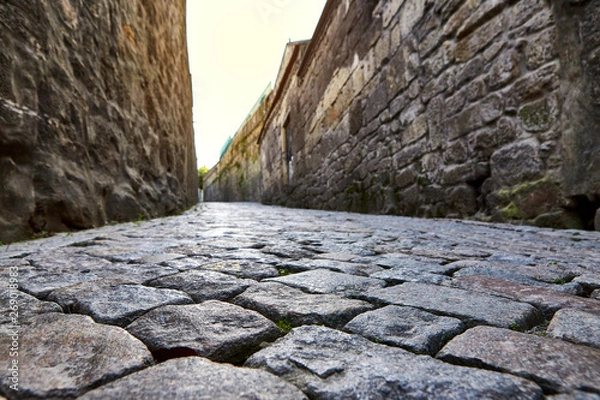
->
[278,258,385,276]
[195,259,279,280]
[371,268,452,285]
[438,326,600,394]
[365,282,543,329]
[547,309,600,349]
[0,313,153,398]
[47,280,193,326]
[265,269,386,296]
[233,282,374,329]
[344,305,465,355]
[450,275,600,317]
[126,301,281,364]
[246,325,544,399]
[146,269,256,302]
[0,202,599,398]
[574,273,600,293]
[79,357,307,400]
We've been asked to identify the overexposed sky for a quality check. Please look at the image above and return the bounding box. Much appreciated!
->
[187,1,327,169]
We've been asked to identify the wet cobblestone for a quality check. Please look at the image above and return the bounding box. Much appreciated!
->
[1,203,599,399]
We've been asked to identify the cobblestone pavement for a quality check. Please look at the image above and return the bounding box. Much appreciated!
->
[1,203,600,399]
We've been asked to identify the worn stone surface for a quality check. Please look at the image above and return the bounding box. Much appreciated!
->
[79,357,307,400]
[438,326,600,394]
[547,309,600,349]
[0,313,152,398]
[279,258,385,276]
[47,280,193,326]
[146,269,256,302]
[234,282,373,329]
[194,259,279,280]
[344,305,465,355]
[247,325,543,399]
[450,275,600,317]
[366,282,543,329]
[0,0,196,244]
[126,301,281,364]
[1,203,599,398]
[265,269,386,297]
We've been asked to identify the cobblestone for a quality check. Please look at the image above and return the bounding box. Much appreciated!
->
[1,203,599,398]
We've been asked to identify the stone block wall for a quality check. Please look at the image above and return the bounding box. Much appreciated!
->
[259,0,600,229]
[0,0,197,243]
[204,93,271,202]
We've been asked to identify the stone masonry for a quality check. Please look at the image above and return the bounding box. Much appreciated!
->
[0,0,197,244]
[1,203,599,398]
[204,86,272,203]
[208,0,600,230]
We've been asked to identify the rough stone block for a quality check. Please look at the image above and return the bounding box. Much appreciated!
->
[126,302,281,364]
[456,14,505,63]
[547,308,600,349]
[365,282,543,329]
[438,326,600,394]
[146,269,256,302]
[246,325,543,399]
[451,275,600,318]
[47,280,193,326]
[344,305,465,355]
[0,313,152,398]
[80,357,307,400]
[266,269,386,296]
[233,282,374,329]
[490,139,543,186]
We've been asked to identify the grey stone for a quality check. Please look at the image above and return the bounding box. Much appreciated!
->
[79,357,307,400]
[146,269,256,302]
[18,251,179,297]
[374,256,456,275]
[452,261,581,290]
[450,275,600,318]
[344,305,465,355]
[265,269,385,296]
[371,269,451,285]
[196,259,279,280]
[548,391,600,400]
[574,273,600,292]
[438,326,600,394]
[233,282,373,329]
[0,313,152,398]
[490,140,543,187]
[547,309,600,349]
[365,282,543,329]
[126,301,281,364]
[0,290,61,325]
[246,325,543,399]
[48,280,193,326]
[279,258,385,276]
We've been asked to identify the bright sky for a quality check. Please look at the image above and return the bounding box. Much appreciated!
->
[187,1,327,169]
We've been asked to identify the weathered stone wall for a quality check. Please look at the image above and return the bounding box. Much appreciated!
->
[259,0,600,229]
[204,94,270,202]
[0,0,197,243]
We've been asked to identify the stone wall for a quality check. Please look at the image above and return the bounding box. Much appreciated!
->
[0,0,197,243]
[258,0,600,229]
[204,91,271,202]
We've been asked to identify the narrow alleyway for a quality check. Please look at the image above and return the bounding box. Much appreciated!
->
[1,203,599,399]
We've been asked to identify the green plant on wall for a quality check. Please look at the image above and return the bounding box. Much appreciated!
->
[198,166,209,190]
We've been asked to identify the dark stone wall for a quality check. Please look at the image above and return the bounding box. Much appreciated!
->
[258,0,600,229]
[0,0,197,243]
